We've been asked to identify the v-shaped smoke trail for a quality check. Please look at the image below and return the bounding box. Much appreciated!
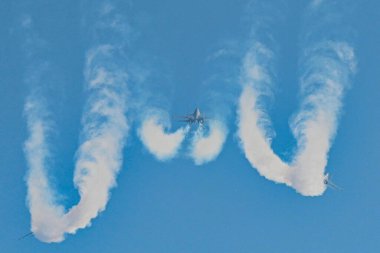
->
[237,4,356,196]
[238,42,355,196]
[24,5,129,242]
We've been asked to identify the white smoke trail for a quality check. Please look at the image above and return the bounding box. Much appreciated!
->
[238,40,355,196]
[24,7,129,242]
[138,111,189,161]
[24,45,128,242]
[289,41,356,194]
[190,120,228,165]
[138,111,227,164]
[24,99,67,242]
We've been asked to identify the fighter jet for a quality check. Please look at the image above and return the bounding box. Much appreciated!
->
[177,107,208,125]
[324,173,342,190]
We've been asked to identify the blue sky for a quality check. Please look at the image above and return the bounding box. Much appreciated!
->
[1,0,380,252]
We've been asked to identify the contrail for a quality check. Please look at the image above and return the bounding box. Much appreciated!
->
[24,4,129,242]
[237,6,356,196]
[138,109,189,161]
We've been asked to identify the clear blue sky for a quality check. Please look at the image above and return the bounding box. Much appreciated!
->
[1,0,380,252]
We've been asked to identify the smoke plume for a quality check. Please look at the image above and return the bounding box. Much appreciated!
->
[24,5,129,242]
[138,110,189,161]
[237,35,355,196]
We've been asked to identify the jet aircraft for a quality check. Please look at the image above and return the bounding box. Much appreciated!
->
[177,107,208,125]
[324,173,341,190]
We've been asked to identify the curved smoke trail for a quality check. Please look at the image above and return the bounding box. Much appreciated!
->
[24,5,129,242]
[138,112,227,164]
[138,110,189,161]
[237,3,356,196]
[190,120,228,165]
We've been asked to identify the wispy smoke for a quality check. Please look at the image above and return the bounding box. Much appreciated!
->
[237,12,356,196]
[139,112,227,164]
[289,41,356,194]
[24,6,129,242]
[311,0,324,8]
[238,42,291,186]
[190,120,228,165]
[138,110,189,161]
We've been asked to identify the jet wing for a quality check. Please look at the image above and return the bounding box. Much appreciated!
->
[18,232,33,240]
[175,115,192,119]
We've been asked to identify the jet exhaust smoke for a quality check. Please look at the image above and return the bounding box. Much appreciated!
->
[24,5,129,242]
[190,120,228,165]
[138,110,189,161]
[24,44,129,242]
[237,40,355,196]
[138,110,227,164]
